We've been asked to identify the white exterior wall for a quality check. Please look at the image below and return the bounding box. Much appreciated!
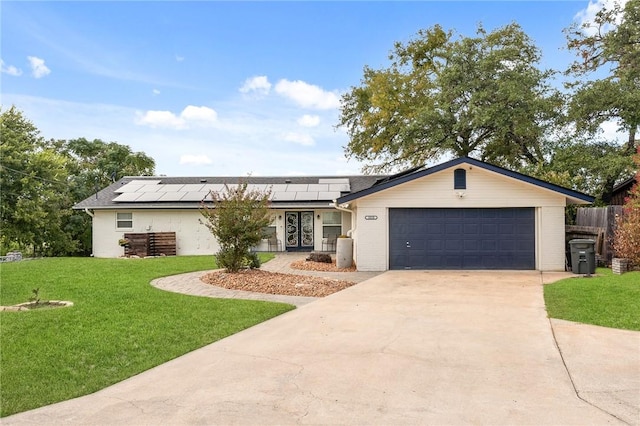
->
[92,209,218,258]
[537,206,566,271]
[92,208,351,258]
[352,166,568,271]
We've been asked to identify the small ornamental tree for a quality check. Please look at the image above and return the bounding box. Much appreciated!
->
[200,182,272,272]
[612,147,640,268]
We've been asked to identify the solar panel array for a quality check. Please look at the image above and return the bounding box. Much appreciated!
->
[112,179,351,203]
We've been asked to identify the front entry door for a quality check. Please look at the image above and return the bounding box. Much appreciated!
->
[285,211,314,251]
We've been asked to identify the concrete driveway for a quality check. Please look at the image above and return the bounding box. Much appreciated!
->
[4,271,633,425]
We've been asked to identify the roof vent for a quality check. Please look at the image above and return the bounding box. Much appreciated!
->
[285,179,291,183]
[200,179,207,183]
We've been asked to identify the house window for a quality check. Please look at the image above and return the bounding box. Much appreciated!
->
[116,212,133,230]
[454,168,466,189]
[322,212,342,238]
[262,226,276,239]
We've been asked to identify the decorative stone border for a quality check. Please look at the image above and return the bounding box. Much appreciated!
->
[1,301,74,312]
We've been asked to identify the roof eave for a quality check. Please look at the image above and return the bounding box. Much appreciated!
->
[337,157,595,204]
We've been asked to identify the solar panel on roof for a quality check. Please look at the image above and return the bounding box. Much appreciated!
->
[202,184,225,193]
[139,185,161,192]
[157,184,185,192]
[286,184,309,192]
[113,192,143,202]
[181,184,206,192]
[114,184,144,194]
[135,192,165,202]
[307,184,329,192]
[248,184,269,191]
[158,192,186,201]
[182,192,209,201]
[268,184,288,192]
[272,192,296,201]
[295,192,319,200]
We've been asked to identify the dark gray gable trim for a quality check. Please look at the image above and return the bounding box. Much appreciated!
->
[337,157,595,204]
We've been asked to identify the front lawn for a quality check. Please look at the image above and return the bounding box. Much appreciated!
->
[0,254,291,417]
[544,268,640,331]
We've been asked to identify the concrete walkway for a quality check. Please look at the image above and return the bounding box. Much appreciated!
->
[4,269,638,425]
[151,252,382,307]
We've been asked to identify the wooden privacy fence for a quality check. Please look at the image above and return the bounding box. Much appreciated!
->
[124,232,177,257]
[566,206,623,264]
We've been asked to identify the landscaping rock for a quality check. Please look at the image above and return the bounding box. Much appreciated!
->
[200,269,355,297]
[306,252,332,263]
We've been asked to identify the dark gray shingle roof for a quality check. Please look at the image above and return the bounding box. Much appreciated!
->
[74,175,385,210]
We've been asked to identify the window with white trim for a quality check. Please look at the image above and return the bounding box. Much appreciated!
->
[322,212,342,238]
[116,212,133,230]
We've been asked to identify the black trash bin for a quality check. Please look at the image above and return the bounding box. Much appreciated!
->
[569,239,596,275]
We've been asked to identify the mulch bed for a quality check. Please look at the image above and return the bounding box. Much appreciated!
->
[289,258,356,272]
[200,268,356,297]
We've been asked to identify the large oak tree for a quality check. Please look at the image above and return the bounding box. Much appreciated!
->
[339,23,563,173]
[565,0,640,153]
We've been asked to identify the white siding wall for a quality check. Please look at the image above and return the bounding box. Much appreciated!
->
[537,206,566,271]
[352,166,568,271]
[354,207,387,271]
[92,208,352,258]
[92,209,218,258]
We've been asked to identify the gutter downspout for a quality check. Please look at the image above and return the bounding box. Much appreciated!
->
[332,200,354,237]
[83,208,94,218]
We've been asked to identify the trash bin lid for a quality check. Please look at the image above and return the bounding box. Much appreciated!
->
[569,239,595,244]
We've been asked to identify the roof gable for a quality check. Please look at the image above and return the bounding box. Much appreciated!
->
[337,157,594,204]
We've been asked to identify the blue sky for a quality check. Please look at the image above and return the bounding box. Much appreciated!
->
[0,1,617,177]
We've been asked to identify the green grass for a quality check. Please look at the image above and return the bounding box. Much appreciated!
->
[0,254,289,417]
[544,268,640,331]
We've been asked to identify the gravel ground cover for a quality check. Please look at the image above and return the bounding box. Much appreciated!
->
[289,259,357,272]
[201,260,356,297]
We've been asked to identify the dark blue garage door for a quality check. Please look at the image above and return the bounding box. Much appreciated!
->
[389,208,535,270]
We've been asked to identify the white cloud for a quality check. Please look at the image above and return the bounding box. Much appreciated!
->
[152,89,160,95]
[181,105,218,123]
[575,0,627,35]
[283,132,315,146]
[180,154,213,166]
[5,93,362,177]
[27,56,51,78]
[275,79,341,110]
[136,110,187,129]
[1,59,22,76]
[239,76,272,95]
[297,114,320,127]
[136,105,217,129]
[175,55,185,62]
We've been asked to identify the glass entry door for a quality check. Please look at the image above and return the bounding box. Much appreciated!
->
[285,211,314,251]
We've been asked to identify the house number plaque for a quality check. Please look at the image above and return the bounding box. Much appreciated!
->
[364,215,378,220]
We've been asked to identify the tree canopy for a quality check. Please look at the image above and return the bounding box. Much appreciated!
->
[0,106,156,256]
[339,23,562,173]
[565,0,640,152]
[1,106,74,256]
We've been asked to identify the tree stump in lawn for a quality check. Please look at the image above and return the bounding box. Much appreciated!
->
[306,252,332,263]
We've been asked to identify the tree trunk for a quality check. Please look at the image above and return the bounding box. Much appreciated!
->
[626,127,637,154]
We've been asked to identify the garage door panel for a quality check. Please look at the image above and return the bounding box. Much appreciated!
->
[389,208,535,270]
[427,239,444,250]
